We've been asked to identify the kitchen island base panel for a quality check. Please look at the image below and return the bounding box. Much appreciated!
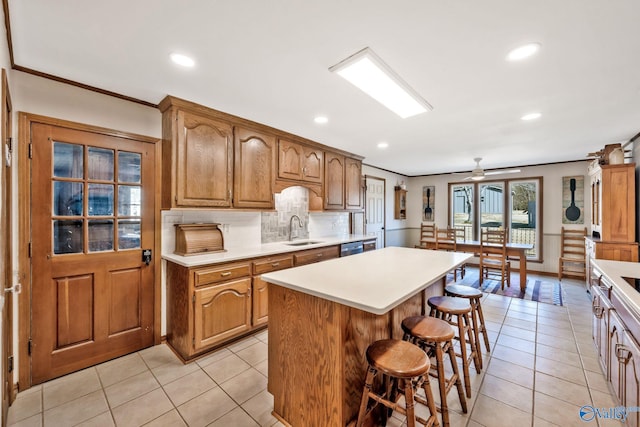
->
[267,278,445,427]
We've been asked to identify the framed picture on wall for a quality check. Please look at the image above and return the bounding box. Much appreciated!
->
[562,175,584,224]
[422,186,435,222]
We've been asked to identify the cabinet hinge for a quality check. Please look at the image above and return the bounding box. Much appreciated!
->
[192,294,196,303]
[8,356,13,372]
[27,339,32,356]
[28,143,33,159]
[28,242,32,258]
[192,338,195,346]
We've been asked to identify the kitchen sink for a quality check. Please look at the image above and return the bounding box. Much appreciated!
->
[285,240,323,246]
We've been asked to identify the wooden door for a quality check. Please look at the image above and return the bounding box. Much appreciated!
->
[176,111,232,207]
[233,126,275,208]
[324,152,344,210]
[345,158,363,210]
[1,69,12,421]
[30,123,155,384]
[366,176,385,248]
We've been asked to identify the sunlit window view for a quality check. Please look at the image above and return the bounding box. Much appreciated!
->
[52,142,142,254]
[450,178,541,260]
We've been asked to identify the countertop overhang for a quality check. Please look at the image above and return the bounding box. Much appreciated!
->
[261,246,472,315]
[162,234,375,267]
[592,258,640,318]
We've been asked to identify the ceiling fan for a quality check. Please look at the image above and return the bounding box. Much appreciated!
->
[462,158,521,181]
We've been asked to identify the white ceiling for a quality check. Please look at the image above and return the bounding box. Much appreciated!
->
[8,1,640,176]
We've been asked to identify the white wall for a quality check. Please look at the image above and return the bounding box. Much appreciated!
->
[406,161,591,274]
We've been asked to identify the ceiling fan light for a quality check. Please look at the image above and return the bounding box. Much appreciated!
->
[471,175,485,181]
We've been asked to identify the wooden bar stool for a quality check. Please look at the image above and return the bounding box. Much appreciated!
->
[355,339,439,427]
[445,284,491,366]
[427,296,480,398]
[402,316,467,427]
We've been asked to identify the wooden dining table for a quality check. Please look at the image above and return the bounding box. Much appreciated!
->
[418,239,534,291]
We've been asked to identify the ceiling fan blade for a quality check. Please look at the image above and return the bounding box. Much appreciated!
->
[484,168,521,176]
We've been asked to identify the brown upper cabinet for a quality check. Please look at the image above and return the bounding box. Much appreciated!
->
[324,152,345,210]
[234,126,276,209]
[159,95,363,211]
[160,102,233,208]
[278,139,323,184]
[345,157,364,210]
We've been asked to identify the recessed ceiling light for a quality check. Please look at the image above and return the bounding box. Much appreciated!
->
[506,43,541,61]
[314,116,328,124]
[521,112,542,121]
[377,142,389,149]
[170,53,195,67]
[329,47,432,119]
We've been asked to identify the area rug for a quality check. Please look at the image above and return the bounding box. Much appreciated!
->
[452,269,563,306]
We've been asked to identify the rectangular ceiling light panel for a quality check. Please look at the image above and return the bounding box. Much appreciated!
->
[329,47,432,118]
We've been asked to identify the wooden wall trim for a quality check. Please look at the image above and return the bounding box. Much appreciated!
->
[17,113,162,390]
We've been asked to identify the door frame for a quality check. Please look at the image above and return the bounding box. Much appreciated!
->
[364,174,386,248]
[1,68,14,421]
[18,113,162,390]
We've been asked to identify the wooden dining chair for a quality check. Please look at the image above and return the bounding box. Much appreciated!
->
[436,227,466,281]
[416,223,436,249]
[479,228,511,289]
[558,227,587,280]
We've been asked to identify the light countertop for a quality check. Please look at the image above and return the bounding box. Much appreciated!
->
[261,247,472,315]
[592,258,640,317]
[162,234,376,267]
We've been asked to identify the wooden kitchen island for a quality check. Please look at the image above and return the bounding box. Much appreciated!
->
[261,247,472,427]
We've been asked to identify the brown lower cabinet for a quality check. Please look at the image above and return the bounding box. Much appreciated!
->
[590,264,640,427]
[167,245,340,361]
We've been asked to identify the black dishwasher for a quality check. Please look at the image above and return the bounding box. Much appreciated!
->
[340,241,364,257]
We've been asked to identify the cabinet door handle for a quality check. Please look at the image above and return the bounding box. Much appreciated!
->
[270,262,280,267]
[220,272,232,277]
[316,254,323,258]
[616,344,632,363]
[593,306,604,319]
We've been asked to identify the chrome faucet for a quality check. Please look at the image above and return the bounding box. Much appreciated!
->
[288,215,303,241]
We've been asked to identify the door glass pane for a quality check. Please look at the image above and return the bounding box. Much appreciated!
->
[118,185,142,216]
[53,220,83,254]
[510,180,538,258]
[118,220,140,249]
[88,220,114,252]
[88,184,114,216]
[480,183,504,231]
[118,151,141,183]
[53,181,83,216]
[88,147,114,181]
[451,184,474,240]
[53,142,83,178]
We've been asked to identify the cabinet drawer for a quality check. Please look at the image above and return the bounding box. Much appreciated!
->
[194,262,251,286]
[253,255,294,275]
[294,246,340,266]
[363,240,376,252]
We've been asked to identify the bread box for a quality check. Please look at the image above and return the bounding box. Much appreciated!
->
[174,223,225,256]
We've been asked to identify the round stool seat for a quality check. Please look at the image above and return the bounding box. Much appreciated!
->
[428,295,471,314]
[445,284,482,299]
[366,339,429,379]
[402,316,454,342]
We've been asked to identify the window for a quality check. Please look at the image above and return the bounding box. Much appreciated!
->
[449,177,543,261]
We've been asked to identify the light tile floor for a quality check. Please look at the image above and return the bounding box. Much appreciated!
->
[7,270,619,426]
